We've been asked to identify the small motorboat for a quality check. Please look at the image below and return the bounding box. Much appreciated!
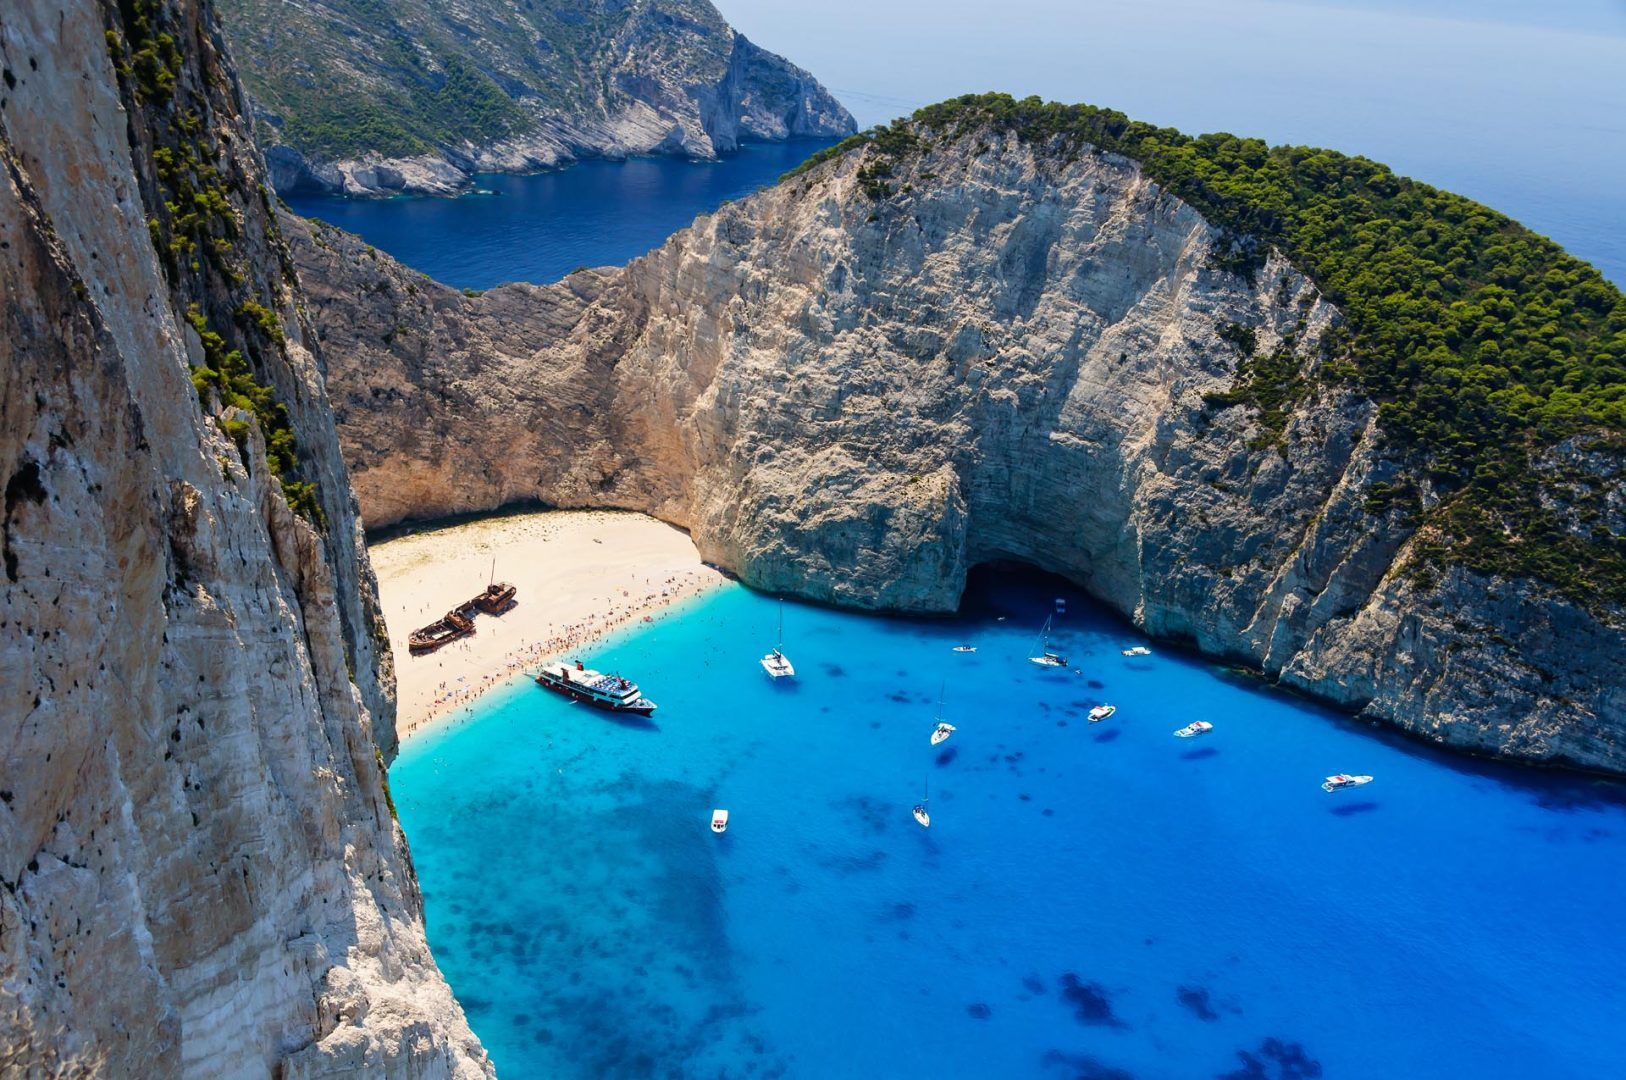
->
[1088,704,1117,723]
[711,809,729,833]
[931,721,956,746]
[1322,774,1374,792]
[952,645,977,653]
[1122,646,1151,657]
[1174,720,1213,738]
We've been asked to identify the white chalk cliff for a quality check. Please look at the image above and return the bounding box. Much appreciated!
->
[292,126,1624,774]
[0,0,487,1073]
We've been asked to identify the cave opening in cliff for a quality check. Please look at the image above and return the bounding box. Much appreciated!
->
[959,559,1102,624]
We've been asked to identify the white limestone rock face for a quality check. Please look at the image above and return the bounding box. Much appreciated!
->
[295,124,1623,773]
[0,0,488,1073]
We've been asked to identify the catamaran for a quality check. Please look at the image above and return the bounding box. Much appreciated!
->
[534,659,656,716]
[1322,774,1374,792]
[1174,720,1213,737]
[1028,615,1068,668]
[912,777,931,828]
[760,599,795,679]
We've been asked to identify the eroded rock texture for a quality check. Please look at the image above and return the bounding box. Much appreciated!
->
[294,127,1623,773]
[0,0,488,1073]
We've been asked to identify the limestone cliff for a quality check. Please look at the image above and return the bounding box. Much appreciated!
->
[290,123,1624,774]
[216,0,856,196]
[0,0,487,1072]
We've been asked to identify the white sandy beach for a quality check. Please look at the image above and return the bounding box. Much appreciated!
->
[368,510,726,740]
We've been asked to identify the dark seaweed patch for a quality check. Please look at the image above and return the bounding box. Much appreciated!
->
[1176,985,1219,1021]
[1058,974,1126,1028]
[967,1002,992,1019]
[936,747,959,767]
[1022,974,1047,995]
[1087,679,1105,690]
[822,663,847,678]
[1041,1049,1135,1080]
[1217,1038,1322,1079]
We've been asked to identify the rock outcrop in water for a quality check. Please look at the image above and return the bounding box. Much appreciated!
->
[291,116,1624,774]
[0,0,487,1072]
[216,0,856,196]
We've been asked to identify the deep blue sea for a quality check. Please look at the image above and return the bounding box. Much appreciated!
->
[283,140,838,291]
[392,570,1626,1078]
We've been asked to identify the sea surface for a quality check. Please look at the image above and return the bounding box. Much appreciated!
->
[392,570,1626,1078]
[283,140,838,291]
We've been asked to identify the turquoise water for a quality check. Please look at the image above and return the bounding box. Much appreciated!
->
[284,139,839,291]
[392,569,1626,1078]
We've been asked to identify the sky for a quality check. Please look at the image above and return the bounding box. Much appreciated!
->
[715,0,1626,280]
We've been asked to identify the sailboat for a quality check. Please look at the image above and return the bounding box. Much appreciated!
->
[1028,615,1069,668]
[912,777,931,828]
[929,681,956,746]
[760,599,795,679]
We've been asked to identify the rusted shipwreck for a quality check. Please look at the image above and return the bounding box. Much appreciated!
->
[407,581,517,655]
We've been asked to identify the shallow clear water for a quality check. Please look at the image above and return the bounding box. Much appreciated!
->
[283,140,838,291]
[392,570,1626,1078]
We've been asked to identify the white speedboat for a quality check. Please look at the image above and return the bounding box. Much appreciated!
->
[1322,774,1374,792]
[1028,615,1069,668]
[1088,704,1117,723]
[760,599,795,678]
[1174,720,1213,738]
[711,809,729,833]
[952,645,977,654]
[1122,646,1151,657]
[931,721,956,746]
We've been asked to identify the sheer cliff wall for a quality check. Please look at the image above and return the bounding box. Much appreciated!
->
[0,1,488,1072]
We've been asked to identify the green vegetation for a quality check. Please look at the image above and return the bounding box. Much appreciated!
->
[801,94,1626,606]
[106,0,322,525]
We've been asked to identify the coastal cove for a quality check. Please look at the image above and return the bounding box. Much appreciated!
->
[390,563,1626,1078]
[283,139,840,290]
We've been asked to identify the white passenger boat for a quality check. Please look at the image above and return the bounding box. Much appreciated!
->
[760,599,795,679]
[1322,774,1374,792]
[1028,616,1069,669]
[1174,720,1213,738]
[952,645,977,653]
[535,660,655,716]
[1088,704,1117,723]
[711,809,729,834]
[1122,646,1151,657]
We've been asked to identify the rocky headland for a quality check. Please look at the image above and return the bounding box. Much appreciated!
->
[216,0,856,196]
[0,0,487,1072]
[290,100,1624,775]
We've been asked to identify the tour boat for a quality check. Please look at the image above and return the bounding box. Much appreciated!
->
[1174,720,1213,738]
[1028,616,1069,669]
[952,645,977,654]
[711,809,729,834]
[1122,645,1151,657]
[1322,773,1374,792]
[534,659,656,716]
[1088,704,1117,723]
[760,599,795,679]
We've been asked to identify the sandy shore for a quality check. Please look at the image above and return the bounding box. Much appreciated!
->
[368,510,726,740]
